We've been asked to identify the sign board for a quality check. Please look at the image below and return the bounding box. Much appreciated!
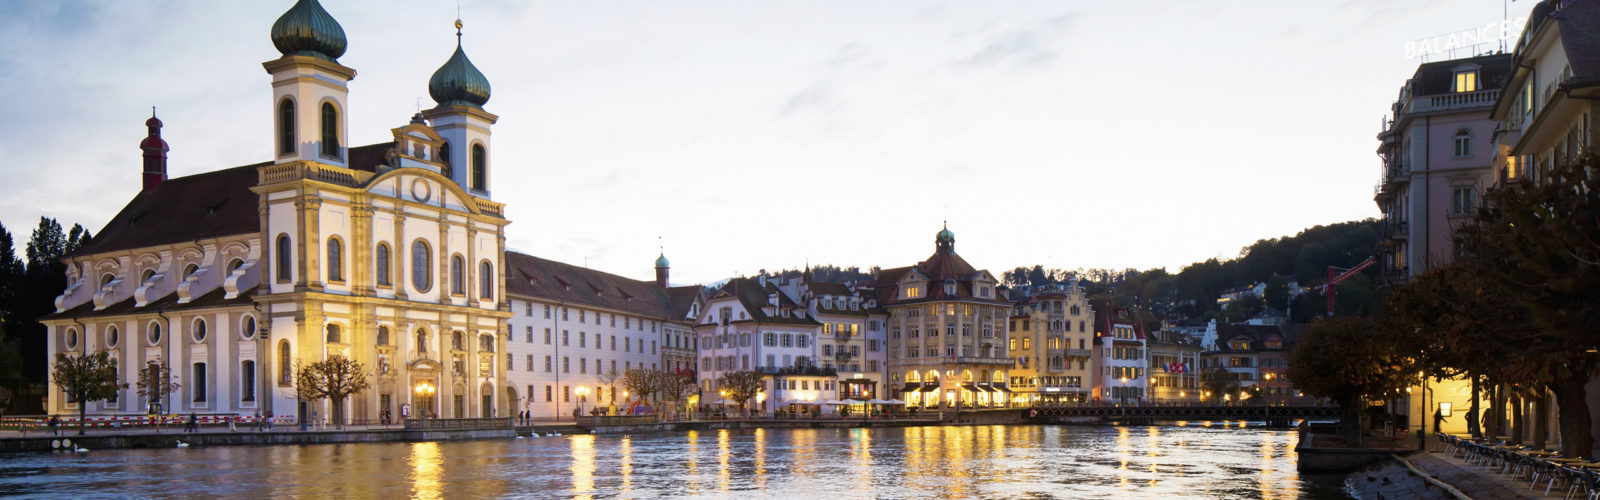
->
[1406,19,1527,59]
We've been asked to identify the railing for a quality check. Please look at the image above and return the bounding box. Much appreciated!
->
[577,415,660,427]
[402,417,511,430]
[473,198,505,218]
[1063,348,1092,358]
[758,366,838,376]
[1027,403,1342,420]
[258,161,376,188]
[952,356,1014,365]
[1409,89,1501,114]
[1385,220,1410,239]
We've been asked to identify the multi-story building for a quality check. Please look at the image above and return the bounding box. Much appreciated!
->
[775,274,889,401]
[656,254,703,375]
[881,225,1012,410]
[1200,324,1293,402]
[502,252,700,418]
[1375,52,1514,284]
[694,276,829,414]
[42,0,516,423]
[1146,329,1201,403]
[1091,305,1148,404]
[1490,0,1598,186]
[1006,284,1094,405]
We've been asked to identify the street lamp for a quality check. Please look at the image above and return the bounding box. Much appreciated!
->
[576,386,590,415]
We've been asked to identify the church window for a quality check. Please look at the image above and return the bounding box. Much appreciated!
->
[319,102,340,158]
[240,360,256,402]
[326,237,344,282]
[412,240,432,292]
[192,362,207,403]
[192,318,207,343]
[147,321,163,345]
[375,243,392,286]
[276,234,292,283]
[278,341,292,386]
[452,331,465,351]
[471,143,486,191]
[326,323,341,344]
[278,98,295,155]
[451,255,465,295]
[479,261,494,299]
[376,326,390,346]
[438,141,452,179]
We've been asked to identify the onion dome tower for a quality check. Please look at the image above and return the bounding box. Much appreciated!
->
[263,0,356,166]
[424,19,499,196]
[935,222,956,253]
[655,252,671,288]
[141,108,169,192]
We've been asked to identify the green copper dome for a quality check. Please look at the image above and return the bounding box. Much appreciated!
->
[936,226,955,244]
[429,33,491,108]
[270,0,347,62]
[655,253,670,268]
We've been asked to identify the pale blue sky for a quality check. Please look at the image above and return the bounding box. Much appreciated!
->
[0,0,1536,284]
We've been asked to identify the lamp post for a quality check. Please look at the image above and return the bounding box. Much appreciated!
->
[576,386,590,416]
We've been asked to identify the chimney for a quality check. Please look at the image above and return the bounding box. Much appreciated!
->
[141,108,169,191]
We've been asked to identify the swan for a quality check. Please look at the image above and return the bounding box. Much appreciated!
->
[176,441,190,448]
[73,447,89,453]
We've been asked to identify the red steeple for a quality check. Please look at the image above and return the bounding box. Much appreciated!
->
[141,107,169,191]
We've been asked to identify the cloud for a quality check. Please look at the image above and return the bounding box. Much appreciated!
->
[779,43,879,117]
[957,13,1076,70]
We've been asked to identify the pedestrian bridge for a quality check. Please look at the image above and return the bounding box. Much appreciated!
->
[1024,404,1343,422]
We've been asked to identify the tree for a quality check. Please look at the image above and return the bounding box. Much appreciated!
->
[1288,317,1419,446]
[659,369,698,416]
[597,369,621,404]
[294,356,371,429]
[134,359,180,416]
[717,371,764,414]
[621,368,662,405]
[1263,275,1289,311]
[51,351,125,435]
[1200,367,1240,403]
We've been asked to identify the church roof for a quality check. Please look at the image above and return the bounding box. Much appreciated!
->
[503,251,690,322]
[269,0,347,62]
[74,163,264,257]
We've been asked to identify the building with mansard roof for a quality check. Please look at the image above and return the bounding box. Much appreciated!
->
[43,0,514,424]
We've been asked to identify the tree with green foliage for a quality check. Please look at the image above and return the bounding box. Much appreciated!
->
[1288,317,1419,446]
[1200,367,1241,404]
[1263,275,1289,311]
[51,351,126,435]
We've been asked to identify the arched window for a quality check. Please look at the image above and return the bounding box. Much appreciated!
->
[412,240,432,292]
[278,99,295,155]
[417,329,429,354]
[241,315,257,340]
[326,323,341,344]
[1454,129,1472,158]
[480,334,495,352]
[320,102,340,158]
[279,341,292,385]
[479,261,494,299]
[438,141,453,179]
[450,255,465,295]
[276,234,292,282]
[375,243,392,287]
[376,326,391,346]
[192,318,208,343]
[147,321,163,345]
[452,331,464,351]
[326,237,344,282]
[471,143,486,191]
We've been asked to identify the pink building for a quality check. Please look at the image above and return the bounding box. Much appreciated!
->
[1375,53,1514,282]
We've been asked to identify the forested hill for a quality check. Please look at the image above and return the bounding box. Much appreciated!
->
[1001,218,1383,322]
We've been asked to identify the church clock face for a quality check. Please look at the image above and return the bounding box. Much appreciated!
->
[410,178,432,203]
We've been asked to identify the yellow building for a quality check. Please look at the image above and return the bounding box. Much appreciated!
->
[1007,284,1094,405]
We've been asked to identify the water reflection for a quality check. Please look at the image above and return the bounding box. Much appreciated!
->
[0,424,1349,499]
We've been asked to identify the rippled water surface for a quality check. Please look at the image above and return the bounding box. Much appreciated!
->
[0,424,1350,499]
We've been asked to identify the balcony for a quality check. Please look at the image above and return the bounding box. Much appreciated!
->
[1406,89,1501,115]
[1384,220,1409,240]
[1063,349,1092,358]
[951,356,1015,366]
[758,366,838,377]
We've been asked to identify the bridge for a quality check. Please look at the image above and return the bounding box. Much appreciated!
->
[1025,404,1343,423]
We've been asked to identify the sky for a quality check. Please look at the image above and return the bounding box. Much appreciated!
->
[0,0,1538,286]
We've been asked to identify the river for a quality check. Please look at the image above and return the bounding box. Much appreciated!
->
[0,423,1352,499]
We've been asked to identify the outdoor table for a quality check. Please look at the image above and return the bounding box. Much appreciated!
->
[1526,450,1560,457]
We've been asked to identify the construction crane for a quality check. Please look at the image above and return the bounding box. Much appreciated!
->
[1323,257,1377,317]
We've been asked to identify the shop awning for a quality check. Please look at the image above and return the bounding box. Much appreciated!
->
[991,385,1014,393]
[898,383,924,393]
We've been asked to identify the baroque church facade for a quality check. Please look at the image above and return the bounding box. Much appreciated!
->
[43,0,514,423]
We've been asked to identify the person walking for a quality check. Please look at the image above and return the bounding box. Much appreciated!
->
[48,415,60,436]
[185,412,198,433]
[255,411,264,432]
[227,414,237,432]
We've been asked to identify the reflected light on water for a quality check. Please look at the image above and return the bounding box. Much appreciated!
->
[407,442,442,500]
[618,436,633,495]
[569,435,596,498]
[716,429,731,493]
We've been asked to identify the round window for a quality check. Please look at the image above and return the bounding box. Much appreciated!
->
[65,328,79,350]
[106,326,120,347]
[148,322,163,345]
[241,316,257,340]
[193,319,208,343]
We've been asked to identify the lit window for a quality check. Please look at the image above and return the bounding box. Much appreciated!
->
[1455,70,1477,93]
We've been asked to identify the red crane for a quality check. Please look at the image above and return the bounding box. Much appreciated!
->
[1324,257,1376,316]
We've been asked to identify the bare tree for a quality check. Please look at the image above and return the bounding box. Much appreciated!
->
[659,369,697,416]
[621,368,661,405]
[51,351,125,435]
[597,368,620,404]
[135,359,180,416]
[717,371,765,415]
[294,356,372,429]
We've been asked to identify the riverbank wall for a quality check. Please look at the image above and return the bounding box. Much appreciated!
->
[0,427,514,453]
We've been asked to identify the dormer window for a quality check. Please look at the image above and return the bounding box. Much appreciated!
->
[905,287,921,299]
[1454,69,1478,93]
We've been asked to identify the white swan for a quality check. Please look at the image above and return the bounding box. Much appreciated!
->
[73,447,89,453]
[176,441,190,448]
